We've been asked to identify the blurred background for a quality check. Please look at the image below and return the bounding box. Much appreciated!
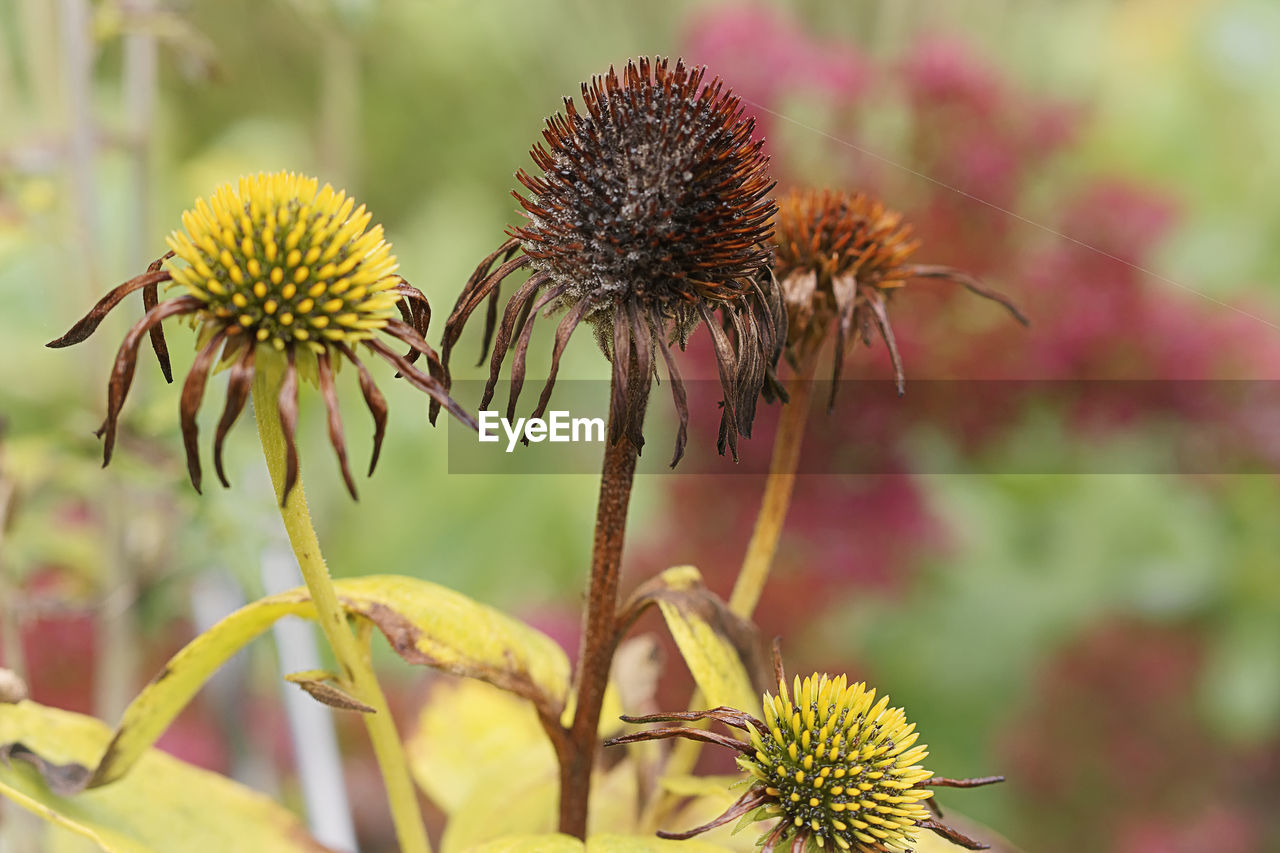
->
[1,0,1279,851]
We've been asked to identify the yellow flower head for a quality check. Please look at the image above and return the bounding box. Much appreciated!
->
[743,674,934,852]
[608,670,1003,853]
[166,172,401,353]
[49,171,472,503]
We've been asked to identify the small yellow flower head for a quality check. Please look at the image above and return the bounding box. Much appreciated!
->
[607,670,1003,853]
[49,171,472,503]
[743,675,933,852]
[166,172,401,354]
[772,188,1027,407]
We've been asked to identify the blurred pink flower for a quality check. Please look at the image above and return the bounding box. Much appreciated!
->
[685,4,870,141]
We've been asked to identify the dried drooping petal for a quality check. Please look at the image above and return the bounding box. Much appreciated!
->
[773,188,1027,406]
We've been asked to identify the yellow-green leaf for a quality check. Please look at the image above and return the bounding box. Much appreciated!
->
[428,689,637,853]
[586,834,731,852]
[0,700,333,852]
[658,775,743,800]
[460,834,735,853]
[328,575,570,710]
[409,679,558,816]
[441,765,559,853]
[84,574,570,789]
[643,567,761,712]
[462,835,581,853]
[661,779,754,853]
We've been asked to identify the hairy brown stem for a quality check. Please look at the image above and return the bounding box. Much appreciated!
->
[559,378,643,838]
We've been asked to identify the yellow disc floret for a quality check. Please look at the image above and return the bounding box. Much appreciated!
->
[165,171,401,353]
[742,674,934,852]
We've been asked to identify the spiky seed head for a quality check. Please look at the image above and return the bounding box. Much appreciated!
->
[772,189,920,358]
[513,56,775,333]
[166,171,401,354]
[444,57,785,463]
[742,674,934,852]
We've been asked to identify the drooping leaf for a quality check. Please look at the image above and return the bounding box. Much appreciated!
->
[49,574,569,790]
[87,596,305,788]
[441,761,559,853]
[0,700,334,853]
[586,834,732,852]
[623,567,763,712]
[409,678,558,816]
[459,834,734,853]
[422,681,631,853]
[329,575,570,712]
[462,835,581,853]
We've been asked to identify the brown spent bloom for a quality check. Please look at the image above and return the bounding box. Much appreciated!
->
[773,189,1027,407]
[438,56,785,464]
[48,172,472,503]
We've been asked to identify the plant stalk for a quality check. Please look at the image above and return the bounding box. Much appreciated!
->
[251,363,431,853]
[728,348,821,619]
[642,349,821,830]
[559,394,642,838]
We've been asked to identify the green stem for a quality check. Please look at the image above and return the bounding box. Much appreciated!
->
[728,348,821,619]
[641,349,821,830]
[251,362,431,853]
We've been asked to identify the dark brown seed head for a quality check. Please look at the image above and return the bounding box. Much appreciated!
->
[442,57,785,464]
[515,56,775,326]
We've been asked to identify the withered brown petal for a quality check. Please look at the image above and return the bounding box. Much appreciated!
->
[335,342,388,477]
[655,787,770,841]
[46,269,171,349]
[905,264,1030,326]
[698,301,740,460]
[625,301,653,452]
[608,303,633,449]
[178,327,231,492]
[507,285,567,423]
[277,351,301,507]
[866,290,906,397]
[480,272,547,411]
[214,342,256,489]
[97,296,202,466]
[655,332,689,467]
[365,338,477,431]
[530,296,593,423]
[602,725,753,755]
[316,352,358,500]
[919,817,991,850]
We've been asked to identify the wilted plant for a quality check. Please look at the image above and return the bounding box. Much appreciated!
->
[442,55,787,838]
[38,170,480,853]
[0,50,1014,853]
[730,188,1026,621]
